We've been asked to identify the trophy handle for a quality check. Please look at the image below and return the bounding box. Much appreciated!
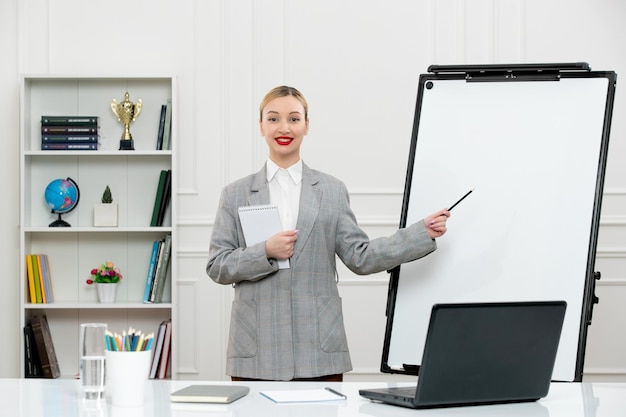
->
[110,99,120,120]
[133,99,143,120]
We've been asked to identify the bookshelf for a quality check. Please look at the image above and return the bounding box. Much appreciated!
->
[19,75,177,378]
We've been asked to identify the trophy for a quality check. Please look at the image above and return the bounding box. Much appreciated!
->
[110,92,143,150]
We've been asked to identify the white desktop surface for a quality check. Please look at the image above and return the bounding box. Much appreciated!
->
[0,379,624,417]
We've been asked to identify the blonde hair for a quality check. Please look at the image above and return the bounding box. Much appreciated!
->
[259,86,309,121]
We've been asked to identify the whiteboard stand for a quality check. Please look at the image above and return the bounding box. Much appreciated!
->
[381,63,616,382]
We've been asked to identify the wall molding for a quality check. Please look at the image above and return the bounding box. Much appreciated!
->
[175,278,200,375]
[176,214,401,227]
[583,367,626,379]
[600,216,626,226]
[594,278,626,286]
[596,248,626,257]
[603,188,626,195]
[349,188,404,196]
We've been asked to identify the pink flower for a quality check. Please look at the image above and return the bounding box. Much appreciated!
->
[88,261,123,284]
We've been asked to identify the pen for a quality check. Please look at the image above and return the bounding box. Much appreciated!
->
[325,386,347,399]
[448,188,474,211]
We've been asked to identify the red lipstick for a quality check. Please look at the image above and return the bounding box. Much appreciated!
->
[275,136,293,146]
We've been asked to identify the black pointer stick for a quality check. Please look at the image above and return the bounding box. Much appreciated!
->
[448,188,474,211]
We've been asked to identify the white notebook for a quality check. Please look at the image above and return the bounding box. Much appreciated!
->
[260,388,347,403]
[238,205,289,269]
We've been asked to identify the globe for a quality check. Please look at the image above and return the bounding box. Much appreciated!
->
[44,177,80,227]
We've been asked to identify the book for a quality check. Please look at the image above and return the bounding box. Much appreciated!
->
[41,126,98,134]
[149,320,167,379]
[158,319,172,379]
[41,143,98,150]
[238,205,289,269]
[156,104,167,150]
[151,234,172,303]
[31,255,43,303]
[148,239,165,303]
[41,254,54,303]
[23,324,43,378]
[40,116,99,126]
[162,99,172,150]
[42,135,99,143]
[170,385,250,404]
[148,238,166,302]
[143,240,161,303]
[30,315,61,378]
[25,255,36,303]
[35,255,48,304]
[150,170,168,226]
[156,169,172,226]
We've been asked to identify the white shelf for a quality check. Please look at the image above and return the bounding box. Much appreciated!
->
[25,150,173,156]
[24,302,173,310]
[19,75,177,379]
[25,227,173,233]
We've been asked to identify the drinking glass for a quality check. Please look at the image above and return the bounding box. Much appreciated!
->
[79,323,107,400]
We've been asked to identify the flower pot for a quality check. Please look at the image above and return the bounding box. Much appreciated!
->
[96,283,118,303]
[94,203,119,227]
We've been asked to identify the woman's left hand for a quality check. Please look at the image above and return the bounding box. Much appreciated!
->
[424,209,450,239]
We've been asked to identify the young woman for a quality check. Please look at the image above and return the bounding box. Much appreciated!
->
[207,86,450,381]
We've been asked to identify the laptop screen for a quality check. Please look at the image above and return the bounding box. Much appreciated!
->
[414,301,567,407]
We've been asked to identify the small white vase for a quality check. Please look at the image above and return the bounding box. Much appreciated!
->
[94,203,119,227]
[96,283,118,303]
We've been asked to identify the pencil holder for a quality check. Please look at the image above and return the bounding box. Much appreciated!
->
[105,350,151,407]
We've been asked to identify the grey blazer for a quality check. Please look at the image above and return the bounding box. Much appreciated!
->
[207,162,437,380]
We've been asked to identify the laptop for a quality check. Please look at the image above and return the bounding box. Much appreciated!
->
[359,300,567,409]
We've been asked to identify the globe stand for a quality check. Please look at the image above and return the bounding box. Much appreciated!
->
[49,213,71,227]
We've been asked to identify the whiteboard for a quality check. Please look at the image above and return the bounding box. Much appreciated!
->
[382,66,616,382]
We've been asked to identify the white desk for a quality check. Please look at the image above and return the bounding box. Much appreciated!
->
[0,379,624,417]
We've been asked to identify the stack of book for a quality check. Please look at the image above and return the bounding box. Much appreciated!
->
[142,234,172,304]
[150,169,172,226]
[41,116,99,150]
[25,254,53,304]
[24,314,60,378]
[149,318,172,379]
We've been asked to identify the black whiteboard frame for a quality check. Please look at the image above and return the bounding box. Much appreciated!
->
[380,63,616,382]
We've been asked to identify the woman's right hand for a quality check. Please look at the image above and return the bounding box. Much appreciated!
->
[265,230,298,260]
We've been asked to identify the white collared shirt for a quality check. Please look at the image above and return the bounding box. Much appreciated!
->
[266,159,302,231]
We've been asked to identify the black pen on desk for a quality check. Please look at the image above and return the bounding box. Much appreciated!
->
[325,386,347,399]
[448,188,474,211]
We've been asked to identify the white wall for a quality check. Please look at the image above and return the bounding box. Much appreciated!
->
[1,0,625,381]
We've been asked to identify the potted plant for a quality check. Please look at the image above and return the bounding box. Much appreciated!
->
[86,261,123,303]
[94,185,119,227]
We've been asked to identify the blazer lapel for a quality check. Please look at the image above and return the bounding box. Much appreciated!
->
[247,164,270,206]
[292,163,321,262]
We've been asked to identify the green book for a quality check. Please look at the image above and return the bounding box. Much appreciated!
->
[40,116,99,126]
[31,255,43,304]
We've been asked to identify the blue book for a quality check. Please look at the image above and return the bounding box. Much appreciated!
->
[39,254,53,303]
[142,240,161,303]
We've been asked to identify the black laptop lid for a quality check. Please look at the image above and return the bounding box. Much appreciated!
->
[413,301,567,408]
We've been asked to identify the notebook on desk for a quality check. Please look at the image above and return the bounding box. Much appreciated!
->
[359,300,567,409]
[170,385,249,404]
